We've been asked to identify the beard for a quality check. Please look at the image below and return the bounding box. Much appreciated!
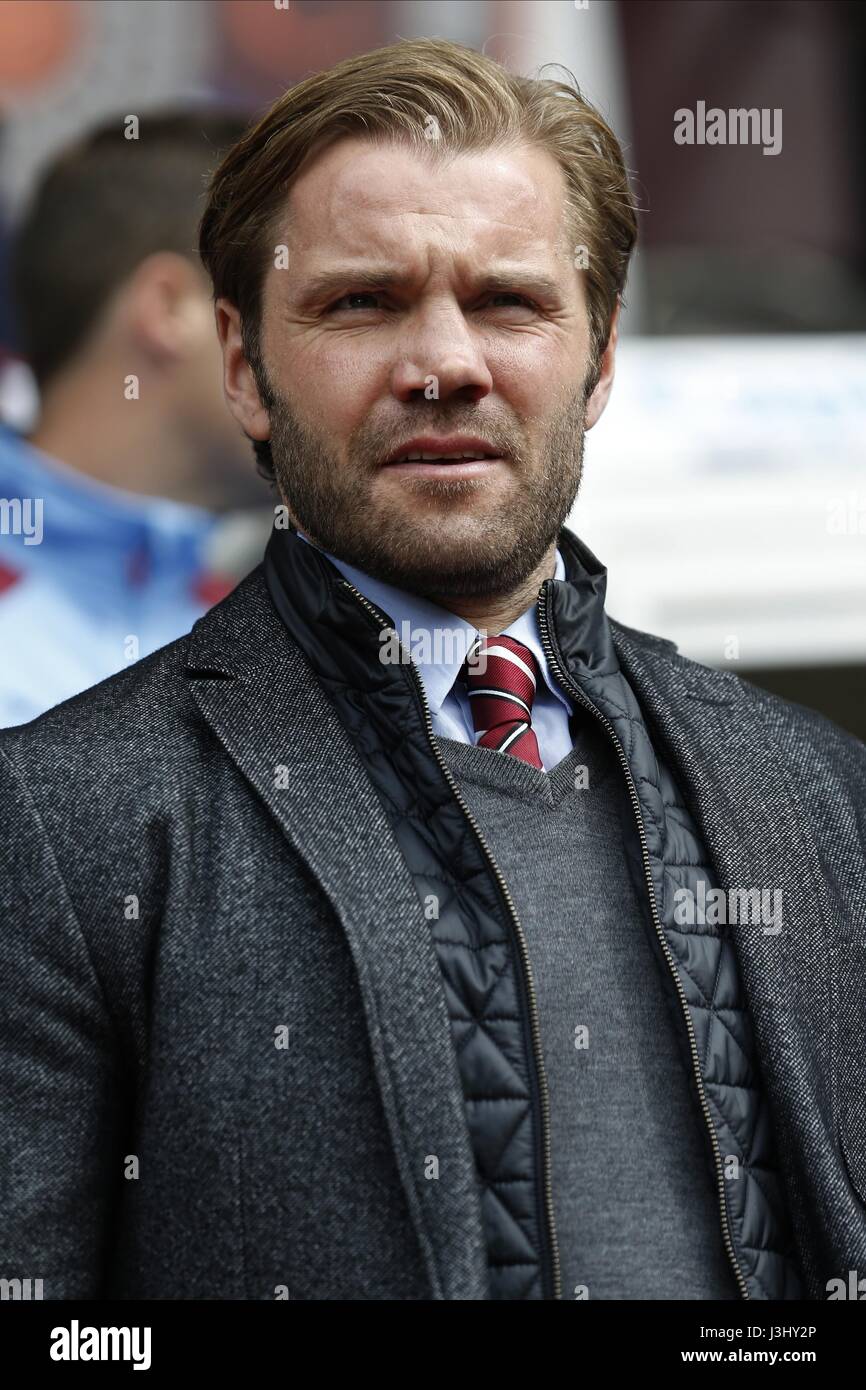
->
[260,369,590,603]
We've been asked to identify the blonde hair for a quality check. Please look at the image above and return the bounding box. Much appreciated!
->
[199,37,637,410]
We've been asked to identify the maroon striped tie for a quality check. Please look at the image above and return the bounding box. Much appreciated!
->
[462,634,543,768]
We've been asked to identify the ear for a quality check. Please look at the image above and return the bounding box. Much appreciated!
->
[214,299,271,442]
[123,252,206,364]
[584,298,620,431]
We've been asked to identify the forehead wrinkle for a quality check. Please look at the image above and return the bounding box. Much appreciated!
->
[336,187,557,228]
[313,206,565,266]
[382,209,556,238]
[314,169,558,228]
[285,144,573,280]
[290,131,565,206]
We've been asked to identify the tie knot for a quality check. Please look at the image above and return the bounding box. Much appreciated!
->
[463,634,539,705]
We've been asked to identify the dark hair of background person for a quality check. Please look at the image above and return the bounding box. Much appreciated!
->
[10,108,251,393]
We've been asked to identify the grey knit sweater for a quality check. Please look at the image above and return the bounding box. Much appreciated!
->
[434,719,741,1300]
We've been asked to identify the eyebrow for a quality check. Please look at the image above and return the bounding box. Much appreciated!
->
[295,265,564,309]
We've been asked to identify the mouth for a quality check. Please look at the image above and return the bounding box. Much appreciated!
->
[381,437,505,478]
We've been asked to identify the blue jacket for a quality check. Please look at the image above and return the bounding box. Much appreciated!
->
[0,425,243,726]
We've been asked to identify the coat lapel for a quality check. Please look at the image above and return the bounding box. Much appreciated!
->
[610,620,850,1285]
[185,570,489,1300]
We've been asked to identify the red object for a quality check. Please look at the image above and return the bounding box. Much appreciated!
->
[191,572,235,608]
[0,561,21,595]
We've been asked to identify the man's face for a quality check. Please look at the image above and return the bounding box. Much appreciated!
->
[226,136,616,600]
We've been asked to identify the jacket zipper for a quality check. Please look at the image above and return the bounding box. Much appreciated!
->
[536,578,750,1300]
[338,579,562,1301]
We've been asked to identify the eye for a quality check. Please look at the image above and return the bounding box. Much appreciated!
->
[325,289,539,315]
[481,292,541,317]
[327,291,384,313]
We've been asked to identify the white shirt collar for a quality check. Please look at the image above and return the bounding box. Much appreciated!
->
[294,528,571,715]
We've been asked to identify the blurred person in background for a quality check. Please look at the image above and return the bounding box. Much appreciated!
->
[0,109,272,726]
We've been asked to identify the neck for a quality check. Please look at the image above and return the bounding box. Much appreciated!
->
[294,518,559,635]
[29,364,205,508]
[427,546,559,634]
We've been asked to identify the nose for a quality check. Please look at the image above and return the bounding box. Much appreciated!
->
[389,297,493,406]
